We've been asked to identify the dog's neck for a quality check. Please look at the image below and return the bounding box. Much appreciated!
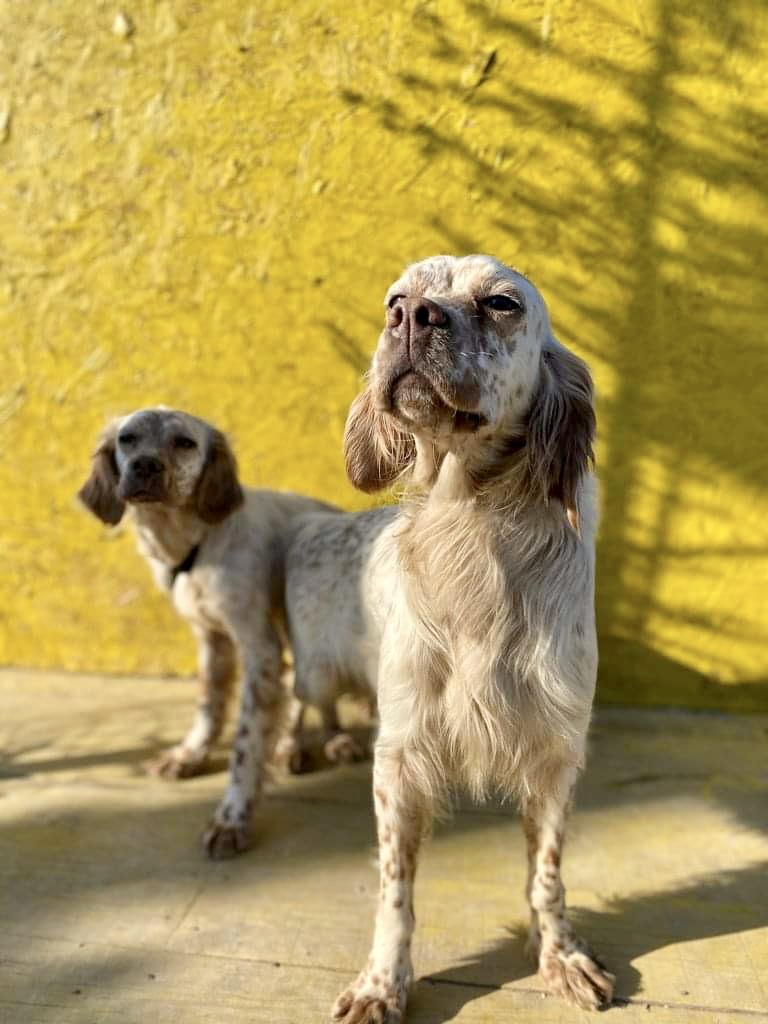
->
[403,428,576,568]
[396,440,580,695]
[130,504,207,571]
[413,419,530,509]
[413,406,579,528]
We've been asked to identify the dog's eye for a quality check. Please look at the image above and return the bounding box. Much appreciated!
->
[172,436,197,450]
[387,293,405,308]
[118,431,137,446]
[482,294,523,313]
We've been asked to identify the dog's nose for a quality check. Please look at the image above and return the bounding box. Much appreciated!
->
[387,296,448,339]
[131,455,163,479]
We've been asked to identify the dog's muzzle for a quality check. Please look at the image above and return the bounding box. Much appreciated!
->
[119,455,166,502]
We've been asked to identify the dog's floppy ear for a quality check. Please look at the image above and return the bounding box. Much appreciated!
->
[195,428,245,524]
[526,336,595,516]
[78,421,126,525]
[343,385,416,493]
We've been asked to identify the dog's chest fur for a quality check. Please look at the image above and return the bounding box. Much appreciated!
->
[171,571,225,631]
[386,491,595,803]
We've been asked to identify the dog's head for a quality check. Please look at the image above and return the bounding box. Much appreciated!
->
[344,254,594,508]
[78,407,244,526]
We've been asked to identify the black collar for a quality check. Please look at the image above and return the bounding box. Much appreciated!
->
[170,544,200,584]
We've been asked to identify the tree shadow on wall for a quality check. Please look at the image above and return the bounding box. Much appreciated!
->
[336,0,768,707]
[596,640,768,712]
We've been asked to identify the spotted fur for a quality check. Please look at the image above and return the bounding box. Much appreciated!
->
[78,407,339,858]
[331,255,613,1022]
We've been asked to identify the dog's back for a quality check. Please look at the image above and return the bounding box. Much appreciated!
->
[233,488,342,615]
[286,505,397,708]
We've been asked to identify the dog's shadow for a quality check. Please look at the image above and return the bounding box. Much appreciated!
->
[0,740,238,781]
[408,860,768,1020]
[410,926,542,1021]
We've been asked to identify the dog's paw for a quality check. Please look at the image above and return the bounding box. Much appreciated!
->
[331,981,404,1024]
[289,746,316,774]
[540,946,615,1011]
[145,747,206,780]
[273,734,316,774]
[202,820,251,859]
[324,732,366,765]
[331,964,409,1024]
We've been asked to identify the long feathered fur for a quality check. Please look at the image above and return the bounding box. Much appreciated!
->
[348,331,598,812]
[377,450,597,816]
[331,256,614,1024]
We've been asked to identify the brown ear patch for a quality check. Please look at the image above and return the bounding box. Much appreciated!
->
[526,341,595,511]
[343,387,416,494]
[78,423,126,525]
[195,429,245,524]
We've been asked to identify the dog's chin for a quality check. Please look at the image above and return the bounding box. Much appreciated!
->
[390,372,486,434]
[119,487,166,506]
[390,373,446,430]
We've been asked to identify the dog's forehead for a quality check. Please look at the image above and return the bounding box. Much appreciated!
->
[391,254,542,306]
[393,255,459,294]
[119,407,201,440]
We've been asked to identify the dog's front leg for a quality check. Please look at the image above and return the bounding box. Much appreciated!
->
[149,628,237,779]
[202,622,285,858]
[523,760,615,1010]
[332,748,423,1024]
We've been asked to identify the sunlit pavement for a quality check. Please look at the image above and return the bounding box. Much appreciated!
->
[1,670,766,1023]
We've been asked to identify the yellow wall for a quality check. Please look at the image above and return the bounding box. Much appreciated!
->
[1,0,766,709]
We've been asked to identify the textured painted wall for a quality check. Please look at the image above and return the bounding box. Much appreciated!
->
[1,0,766,708]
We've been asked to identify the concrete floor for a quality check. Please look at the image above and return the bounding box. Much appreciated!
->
[0,669,766,1024]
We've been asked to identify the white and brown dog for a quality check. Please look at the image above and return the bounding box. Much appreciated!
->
[320,254,614,1020]
[78,407,353,857]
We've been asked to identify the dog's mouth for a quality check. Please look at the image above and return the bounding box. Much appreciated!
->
[119,482,166,504]
[126,492,163,504]
[387,370,487,433]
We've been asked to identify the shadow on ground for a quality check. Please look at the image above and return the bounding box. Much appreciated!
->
[415,860,768,1016]
[2,713,767,1006]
